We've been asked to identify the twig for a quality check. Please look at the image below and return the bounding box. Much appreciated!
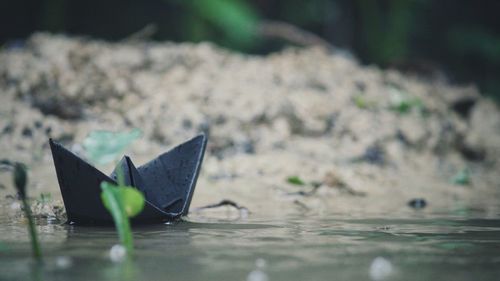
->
[194,199,249,212]
[257,20,333,50]
[122,24,158,42]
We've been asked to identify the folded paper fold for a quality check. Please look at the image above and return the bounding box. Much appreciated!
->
[49,134,207,225]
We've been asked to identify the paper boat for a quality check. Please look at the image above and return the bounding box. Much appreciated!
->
[49,134,207,225]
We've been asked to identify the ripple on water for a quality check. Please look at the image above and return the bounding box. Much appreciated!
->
[1,212,500,281]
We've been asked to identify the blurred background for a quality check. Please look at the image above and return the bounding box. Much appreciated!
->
[1,0,500,101]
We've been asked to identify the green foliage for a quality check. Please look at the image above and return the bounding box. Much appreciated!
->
[3,162,42,261]
[388,88,424,114]
[451,168,471,186]
[448,27,500,63]
[83,129,141,166]
[38,192,52,204]
[13,163,27,199]
[353,95,368,109]
[356,0,418,65]
[287,176,305,186]
[279,0,332,26]
[101,183,145,218]
[183,0,259,50]
[353,94,376,109]
[100,181,145,255]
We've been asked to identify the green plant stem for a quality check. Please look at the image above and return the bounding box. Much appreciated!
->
[101,184,133,255]
[21,197,41,261]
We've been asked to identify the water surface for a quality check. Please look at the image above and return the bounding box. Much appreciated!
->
[1,211,500,281]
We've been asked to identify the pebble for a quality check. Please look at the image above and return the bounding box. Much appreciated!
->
[362,145,385,165]
[408,198,427,209]
[10,202,21,210]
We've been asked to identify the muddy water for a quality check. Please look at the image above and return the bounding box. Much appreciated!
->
[1,211,500,281]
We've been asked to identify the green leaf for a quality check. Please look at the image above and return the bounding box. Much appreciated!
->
[2,160,41,260]
[187,0,259,49]
[353,94,377,109]
[448,27,500,63]
[388,88,423,114]
[100,181,145,255]
[354,95,368,109]
[83,129,141,166]
[38,192,52,204]
[13,163,28,199]
[100,182,145,218]
[287,176,305,186]
[451,168,470,185]
[120,188,146,217]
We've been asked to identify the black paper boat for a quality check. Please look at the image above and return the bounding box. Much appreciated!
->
[49,134,207,225]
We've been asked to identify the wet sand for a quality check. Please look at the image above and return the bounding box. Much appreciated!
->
[0,33,499,218]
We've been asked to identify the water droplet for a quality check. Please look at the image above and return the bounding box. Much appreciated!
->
[255,258,266,269]
[247,258,269,281]
[109,244,127,263]
[246,270,269,281]
[55,256,73,269]
[369,257,393,280]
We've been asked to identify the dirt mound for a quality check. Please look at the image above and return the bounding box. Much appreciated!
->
[1,33,499,217]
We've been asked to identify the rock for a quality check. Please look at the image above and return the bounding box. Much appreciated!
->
[408,198,427,209]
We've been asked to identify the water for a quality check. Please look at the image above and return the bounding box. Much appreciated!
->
[1,211,500,281]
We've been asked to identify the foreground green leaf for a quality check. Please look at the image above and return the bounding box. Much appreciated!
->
[100,182,145,255]
[101,183,145,217]
[8,162,41,260]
